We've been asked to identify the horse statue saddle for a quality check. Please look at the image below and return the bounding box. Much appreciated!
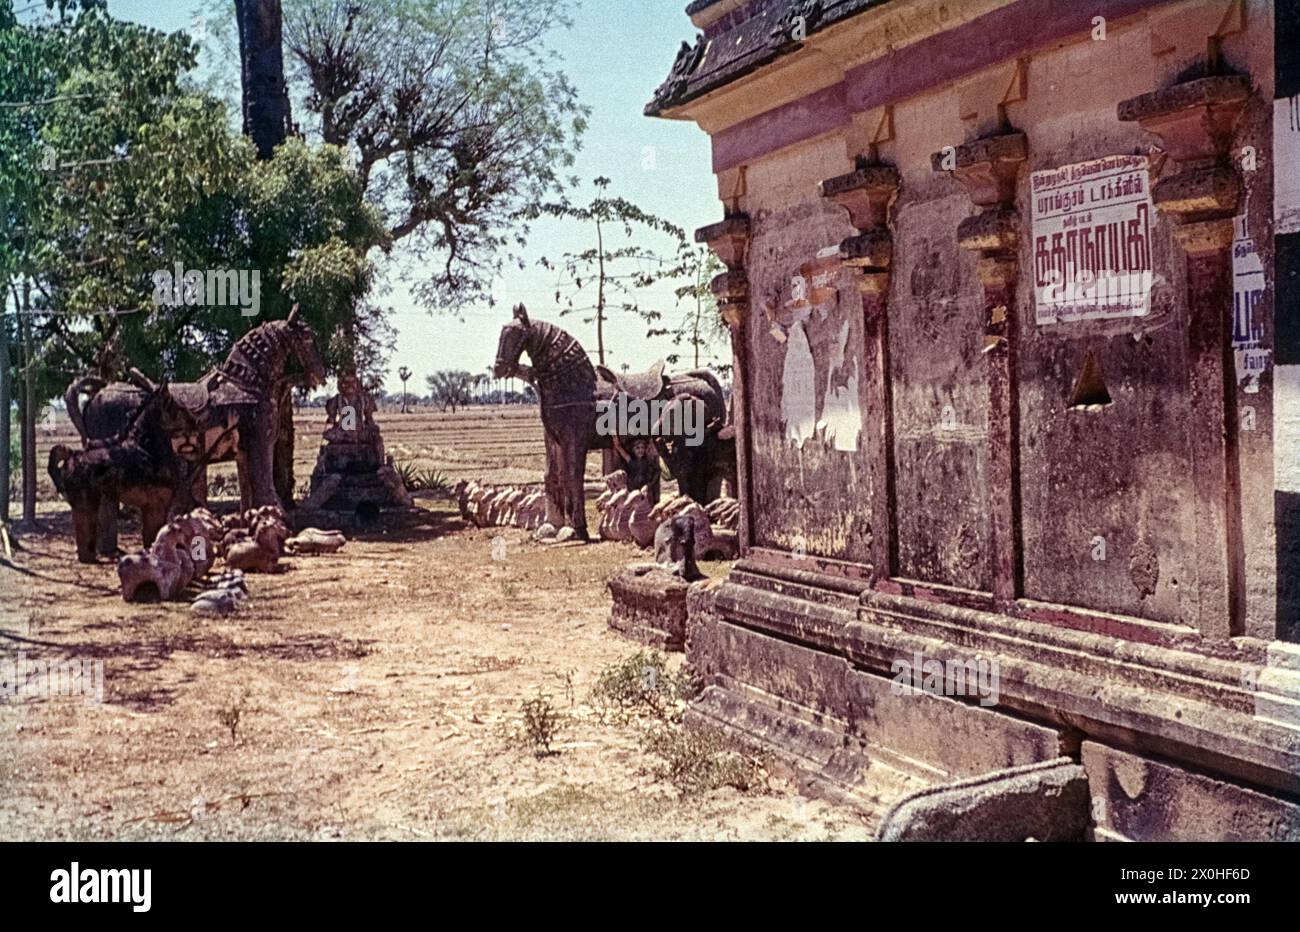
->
[596,360,668,401]
[208,375,261,407]
[166,383,210,419]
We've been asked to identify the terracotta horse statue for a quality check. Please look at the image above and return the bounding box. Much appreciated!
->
[64,305,326,556]
[493,304,729,542]
[49,381,187,563]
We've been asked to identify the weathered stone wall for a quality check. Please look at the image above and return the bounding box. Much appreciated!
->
[726,0,1279,633]
[664,0,1297,839]
[744,142,877,562]
[884,110,995,591]
[1007,26,1196,625]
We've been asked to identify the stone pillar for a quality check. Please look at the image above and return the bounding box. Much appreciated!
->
[1118,75,1250,638]
[819,164,900,581]
[696,214,754,554]
[935,132,1027,606]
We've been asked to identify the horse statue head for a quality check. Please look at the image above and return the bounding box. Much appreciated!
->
[494,303,531,379]
[281,303,328,390]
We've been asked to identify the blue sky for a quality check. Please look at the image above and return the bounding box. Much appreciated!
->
[84,1,722,389]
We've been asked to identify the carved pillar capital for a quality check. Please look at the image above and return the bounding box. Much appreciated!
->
[820,164,900,232]
[696,214,751,333]
[936,132,1027,209]
[938,132,1026,349]
[1118,75,1250,254]
[820,163,900,299]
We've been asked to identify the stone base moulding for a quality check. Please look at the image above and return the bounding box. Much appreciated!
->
[685,562,1300,840]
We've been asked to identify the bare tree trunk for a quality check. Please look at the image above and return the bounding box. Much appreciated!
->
[693,287,702,369]
[234,0,292,160]
[1,280,11,525]
[236,0,295,499]
[595,216,606,366]
[18,282,36,525]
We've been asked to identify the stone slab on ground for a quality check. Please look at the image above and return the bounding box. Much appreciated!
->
[875,758,1090,842]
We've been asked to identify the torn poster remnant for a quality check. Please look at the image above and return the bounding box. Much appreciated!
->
[1232,212,1269,393]
[818,318,861,452]
[781,319,818,446]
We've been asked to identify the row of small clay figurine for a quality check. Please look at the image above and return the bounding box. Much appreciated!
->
[116,505,346,609]
[454,473,739,559]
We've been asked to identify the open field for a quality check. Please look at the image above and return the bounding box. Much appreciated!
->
[1,407,872,841]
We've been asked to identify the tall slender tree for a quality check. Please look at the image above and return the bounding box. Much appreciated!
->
[234,0,292,159]
[534,177,687,367]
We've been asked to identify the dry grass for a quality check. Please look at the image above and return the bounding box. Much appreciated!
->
[2,407,873,841]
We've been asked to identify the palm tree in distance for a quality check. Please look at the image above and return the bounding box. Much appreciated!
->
[398,366,412,413]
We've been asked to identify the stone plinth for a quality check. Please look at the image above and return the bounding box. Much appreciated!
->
[301,372,412,529]
[607,566,694,651]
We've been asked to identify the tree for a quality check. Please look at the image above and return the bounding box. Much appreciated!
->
[1,0,393,519]
[397,364,411,412]
[534,176,687,366]
[202,0,587,314]
[1,0,215,523]
[649,246,730,374]
[234,0,292,159]
[425,369,475,412]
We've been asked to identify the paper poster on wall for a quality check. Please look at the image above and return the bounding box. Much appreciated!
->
[780,319,817,447]
[1275,95,1300,235]
[1030,154,1155,324]
[1232,212,1269,393]
[817,319,861,452]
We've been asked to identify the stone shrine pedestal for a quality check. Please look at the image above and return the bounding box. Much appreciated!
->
[297,372,414,532]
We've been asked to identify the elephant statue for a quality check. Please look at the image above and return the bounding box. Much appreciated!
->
[493,304,733,541]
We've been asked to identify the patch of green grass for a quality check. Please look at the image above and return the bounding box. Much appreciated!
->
[506,784,599,827]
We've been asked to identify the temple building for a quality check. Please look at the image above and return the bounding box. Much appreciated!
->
[651,0,1299,839]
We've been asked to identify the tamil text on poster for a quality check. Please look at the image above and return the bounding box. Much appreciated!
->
[1031,154,1155,324]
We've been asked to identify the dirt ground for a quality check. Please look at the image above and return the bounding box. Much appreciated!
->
[0,406,872,841]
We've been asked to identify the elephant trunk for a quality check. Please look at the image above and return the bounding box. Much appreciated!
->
[63,377,105,445]
[48,445,73,494]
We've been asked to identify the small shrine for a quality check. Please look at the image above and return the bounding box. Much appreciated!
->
[300,370,412,529]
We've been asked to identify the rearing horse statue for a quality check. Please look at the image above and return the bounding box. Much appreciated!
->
[494,304,730,542]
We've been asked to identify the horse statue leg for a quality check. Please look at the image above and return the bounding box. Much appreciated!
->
[273,387,295,508]
[564,431,590,541]
[245,401,281,508]
[236,453,253,513]
[536,429,561,539]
